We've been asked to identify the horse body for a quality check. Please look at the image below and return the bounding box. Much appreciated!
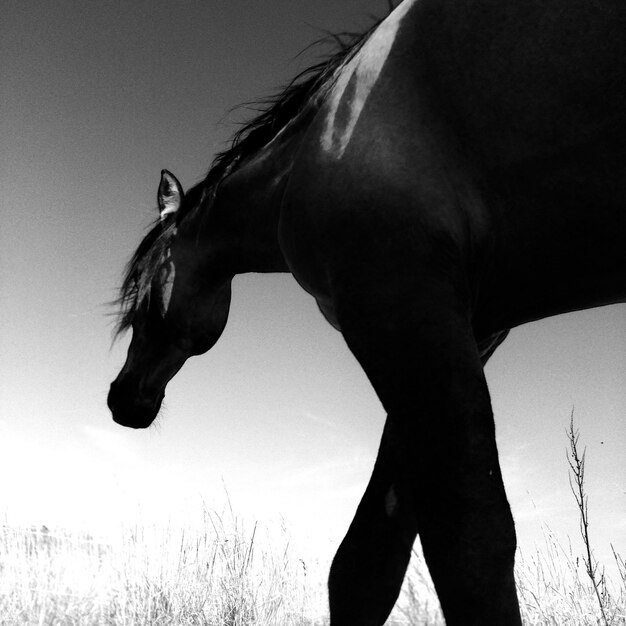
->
[283,0,626,335]
[109,1,626,623]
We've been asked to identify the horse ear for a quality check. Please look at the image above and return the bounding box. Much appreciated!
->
[158,170,183,223]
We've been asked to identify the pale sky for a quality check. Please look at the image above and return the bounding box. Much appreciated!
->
[1,0,624,582]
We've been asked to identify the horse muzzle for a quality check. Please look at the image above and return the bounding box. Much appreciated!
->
[107,378,165,429]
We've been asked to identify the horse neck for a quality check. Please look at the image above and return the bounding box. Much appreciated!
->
[213,118,311,275]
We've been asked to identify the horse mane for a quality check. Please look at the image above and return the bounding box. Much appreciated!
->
[114,13,387,337]
[205,18,385,193]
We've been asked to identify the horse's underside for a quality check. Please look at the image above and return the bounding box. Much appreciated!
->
[110,1,626,624]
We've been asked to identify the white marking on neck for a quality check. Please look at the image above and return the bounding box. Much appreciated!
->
[321,0,417,158]
[159,252,175,317]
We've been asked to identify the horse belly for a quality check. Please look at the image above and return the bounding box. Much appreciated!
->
[475,149,626,332]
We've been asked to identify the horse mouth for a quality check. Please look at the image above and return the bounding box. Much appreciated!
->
[107,383,164,429]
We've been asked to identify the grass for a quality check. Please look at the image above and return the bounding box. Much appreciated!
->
[0,511,329,626]
[1,518,623,625]
[0,419,623,625]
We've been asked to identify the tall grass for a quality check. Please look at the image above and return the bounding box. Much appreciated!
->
[0,511,327,626]
[1,517,623,625]
[515,529,625,625]
[0,418,623,625]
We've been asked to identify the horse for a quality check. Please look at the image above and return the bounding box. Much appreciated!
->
[108,0,626,623]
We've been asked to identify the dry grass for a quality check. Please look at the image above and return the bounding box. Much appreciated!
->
[0,511,328,626]
[515,529,626,626]
[1,516,623,625]
[0,419,623,625]
[391,535,626,626]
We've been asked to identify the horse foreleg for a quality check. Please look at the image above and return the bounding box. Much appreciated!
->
[328,417,418,626]
[331,289,522,625]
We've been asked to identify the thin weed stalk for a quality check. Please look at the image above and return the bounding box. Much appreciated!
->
[566,409,610,626]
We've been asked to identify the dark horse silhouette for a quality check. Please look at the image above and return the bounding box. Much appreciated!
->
[108,1,626,623]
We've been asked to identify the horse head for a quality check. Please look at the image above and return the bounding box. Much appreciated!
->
[108,170,232,428]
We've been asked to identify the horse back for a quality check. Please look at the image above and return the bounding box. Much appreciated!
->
[380,0,626,167]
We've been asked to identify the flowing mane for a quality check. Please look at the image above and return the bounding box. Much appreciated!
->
[114,15,386,337]
[205,22,384,192]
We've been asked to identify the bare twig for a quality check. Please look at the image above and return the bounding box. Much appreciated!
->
[566,409,610,626]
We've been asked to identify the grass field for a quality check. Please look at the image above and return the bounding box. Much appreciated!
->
[0,511,623,626]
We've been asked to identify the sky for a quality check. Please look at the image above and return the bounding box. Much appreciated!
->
[1,0,624,585]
